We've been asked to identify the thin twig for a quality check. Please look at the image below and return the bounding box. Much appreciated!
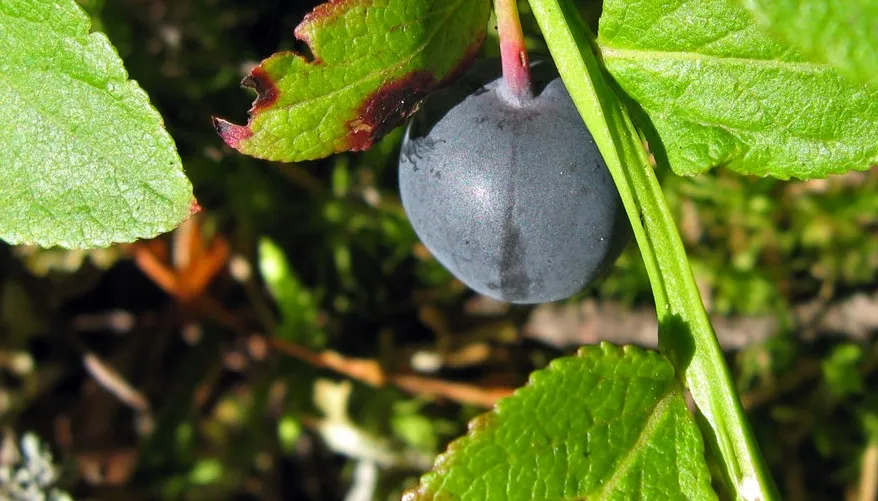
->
[859,443,878,501]
[270,339,386,386]
[82,353,150,412]
[390,374,513,408]
[269,338,513,407]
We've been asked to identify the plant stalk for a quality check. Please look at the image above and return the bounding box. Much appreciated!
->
[494,0,533,103]
[527,1,779,500]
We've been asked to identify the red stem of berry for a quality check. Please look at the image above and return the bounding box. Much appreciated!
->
[495,0,532,103]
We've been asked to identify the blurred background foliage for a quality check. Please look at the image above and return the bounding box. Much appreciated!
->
[0,1,876,500]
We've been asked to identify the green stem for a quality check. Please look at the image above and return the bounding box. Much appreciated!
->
[527,1,778,500]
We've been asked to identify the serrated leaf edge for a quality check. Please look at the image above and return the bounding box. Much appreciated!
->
[1,0,195,248]
[403,342,680,500]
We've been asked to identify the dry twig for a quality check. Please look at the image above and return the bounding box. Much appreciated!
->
[270,338,513,407]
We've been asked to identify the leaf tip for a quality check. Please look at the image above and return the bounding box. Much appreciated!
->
[189,200,203,216]
[213,66,279,153]
[213,117,252,150]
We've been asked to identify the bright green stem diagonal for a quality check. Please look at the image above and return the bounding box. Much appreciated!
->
[528,1,778,500]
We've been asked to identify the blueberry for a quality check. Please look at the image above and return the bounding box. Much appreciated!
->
[399,60,630,304]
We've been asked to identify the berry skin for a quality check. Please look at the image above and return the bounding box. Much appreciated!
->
[399,61,629,304]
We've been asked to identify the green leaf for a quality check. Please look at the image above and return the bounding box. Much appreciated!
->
[822,343,864,398]
[214,0,491,162]
[258,237,324,348]
[596,0,878,179]
[737,0,878,88]
[0,0,194,248]
[406,344,715,501]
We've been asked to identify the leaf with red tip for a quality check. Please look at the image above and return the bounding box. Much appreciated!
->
[215,0,491,162]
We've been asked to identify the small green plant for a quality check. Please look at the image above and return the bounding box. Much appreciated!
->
[1,0,876,499]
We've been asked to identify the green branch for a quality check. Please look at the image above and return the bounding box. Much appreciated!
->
[527,1,778,499]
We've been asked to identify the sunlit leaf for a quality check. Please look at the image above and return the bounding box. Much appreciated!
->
[597,0,878,179]
[215,0,491,162]
[407,343,715,501]
[0,0,194,248]
[737,0,877,88]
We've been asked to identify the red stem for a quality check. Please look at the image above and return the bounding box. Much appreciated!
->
[495,0,532,103]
